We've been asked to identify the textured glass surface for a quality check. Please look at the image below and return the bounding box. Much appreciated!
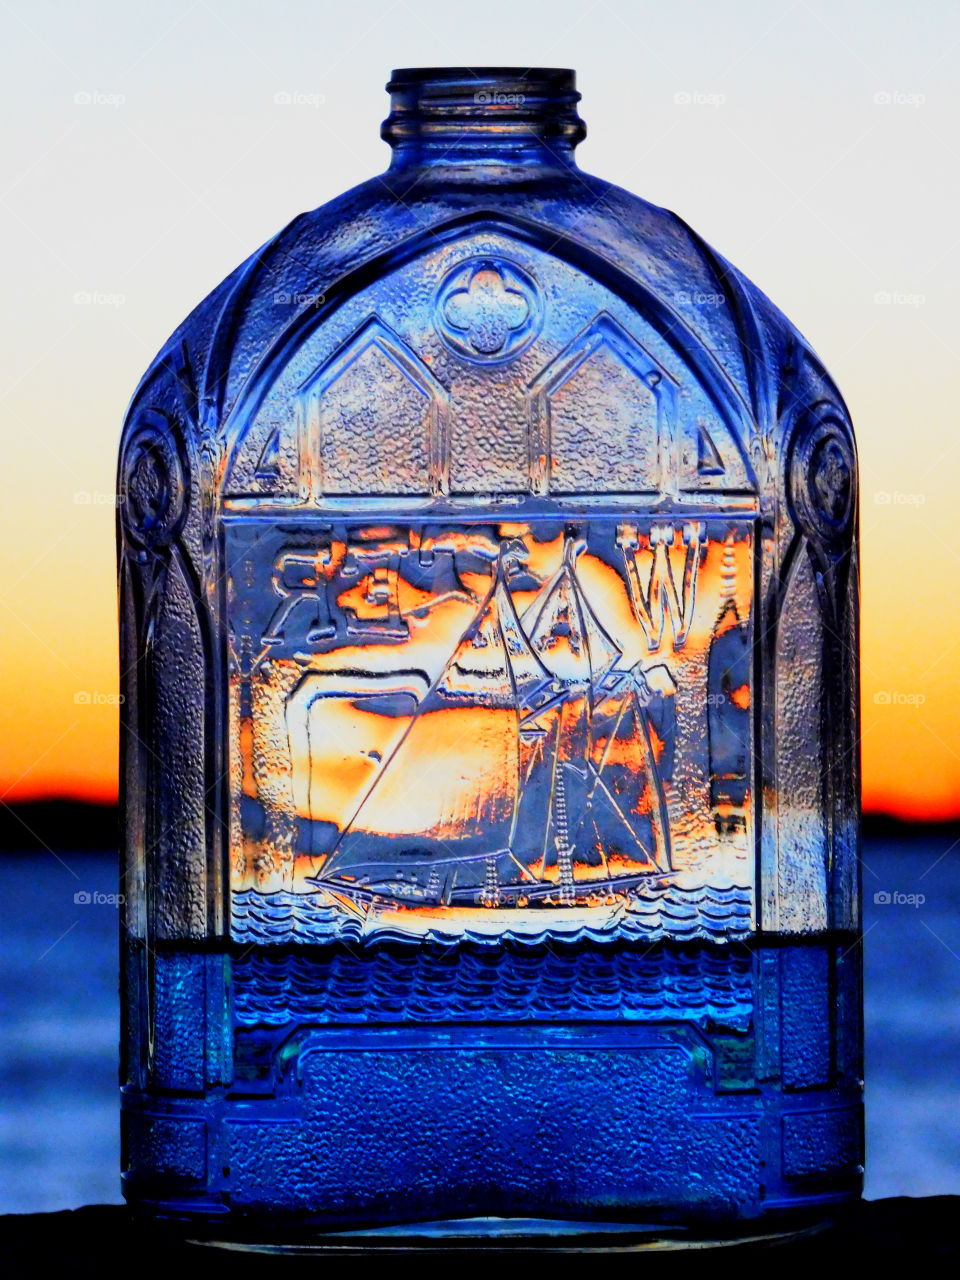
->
[118,68,861,1243]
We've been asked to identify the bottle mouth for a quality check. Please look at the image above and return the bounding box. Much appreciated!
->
[382,67,586,159]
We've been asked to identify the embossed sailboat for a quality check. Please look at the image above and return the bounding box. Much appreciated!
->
[309,538,672,909]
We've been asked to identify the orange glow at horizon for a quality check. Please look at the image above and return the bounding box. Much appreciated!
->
[2,493,959,825]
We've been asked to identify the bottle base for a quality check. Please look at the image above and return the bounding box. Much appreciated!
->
[170,1210,845,1254]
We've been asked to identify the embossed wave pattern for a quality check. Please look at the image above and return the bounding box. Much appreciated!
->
[231,882,753,948]
[232,938,754,1030]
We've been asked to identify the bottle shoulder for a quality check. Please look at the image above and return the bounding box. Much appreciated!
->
[121,163,853,464]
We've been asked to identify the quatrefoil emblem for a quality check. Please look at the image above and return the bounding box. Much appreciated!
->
[435,257,542,363]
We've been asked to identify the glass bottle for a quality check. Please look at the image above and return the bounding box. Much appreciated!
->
[118,68,862,1248]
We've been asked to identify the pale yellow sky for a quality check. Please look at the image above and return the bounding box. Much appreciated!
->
[1,0,958,816]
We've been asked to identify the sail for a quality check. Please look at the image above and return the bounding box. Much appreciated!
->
[494,576,556,704]
[522,545,621,692]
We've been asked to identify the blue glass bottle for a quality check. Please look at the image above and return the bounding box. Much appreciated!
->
[118,68,862,1247]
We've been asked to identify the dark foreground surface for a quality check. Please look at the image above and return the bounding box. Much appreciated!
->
[1,1199,957,1273]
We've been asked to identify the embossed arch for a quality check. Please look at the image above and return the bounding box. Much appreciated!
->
[526,312,678,495]
[219,212,759,497]
[297,316,449,498]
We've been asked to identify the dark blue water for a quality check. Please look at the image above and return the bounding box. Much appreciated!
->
[1,837,957,1213]
[0,851,120,1212]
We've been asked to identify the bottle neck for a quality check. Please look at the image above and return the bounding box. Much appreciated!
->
[382,68,585,171]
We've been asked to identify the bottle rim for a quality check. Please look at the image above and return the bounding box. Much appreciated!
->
[382,68,585,158]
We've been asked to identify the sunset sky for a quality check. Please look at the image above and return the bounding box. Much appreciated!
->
[1,0,958,819]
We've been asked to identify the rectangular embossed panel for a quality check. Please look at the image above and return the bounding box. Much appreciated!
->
[222,1026,764,1221]
[225,516,755,943]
